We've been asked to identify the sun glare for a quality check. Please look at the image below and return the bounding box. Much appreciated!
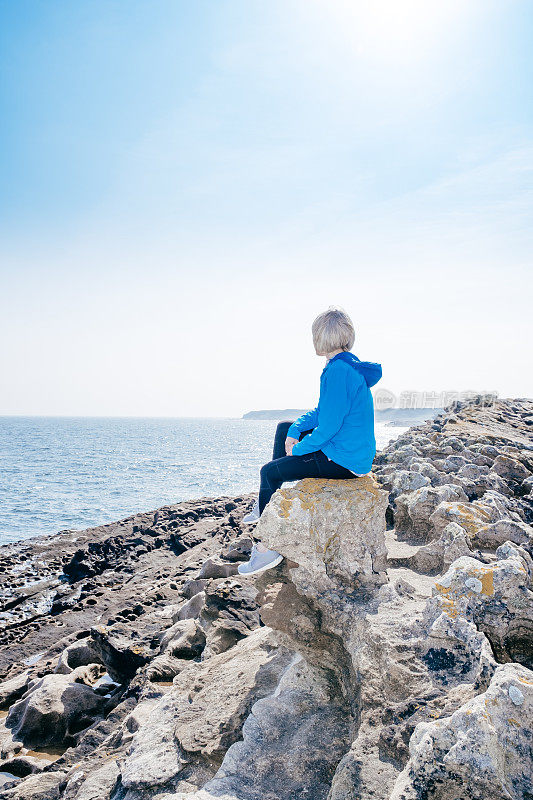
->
[321,0,473,64]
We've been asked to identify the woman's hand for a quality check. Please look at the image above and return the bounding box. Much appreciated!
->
[285,436,298,456]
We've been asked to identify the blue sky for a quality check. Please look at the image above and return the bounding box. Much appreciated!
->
[1,0,532,415]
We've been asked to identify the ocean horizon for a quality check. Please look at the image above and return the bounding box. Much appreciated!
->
[0,416,408,545]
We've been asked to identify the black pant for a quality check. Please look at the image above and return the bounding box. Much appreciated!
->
[258,421,354,515]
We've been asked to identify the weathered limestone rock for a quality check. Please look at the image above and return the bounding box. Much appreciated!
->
[475,489,525,522]
[253,477,500,800]
[389,444,424,466]
[118,628,292,792]
[257,476,388,594]
[438,436,464,451]
[408,522,472,573]
[429,500,494,540]
[61,759,120,800]
[442,454,470,473]
[380,469,431,500]
[147,578,261,679]
[394,484,468,540]
[0,672,29,708]
[146,618,206,681]
[257,569,355,692]
[492,454,531,482]
[473,518,533,550]
[391,663,533,800]
[6,665,107,747]
[89,624,154,681]
[0,770,67,800]
[479,470,512,496]
[54,638,103,675]
[427,544,533,668]
[180,577,209,599]
[158,617,206,658]
[0,753,45,778]
[197,557,239,579]
[430,547,529,617]
[409,460,444,486]
[457,461,490,488]
[173,591,207,622]
[168,472,393,800]
[522,475,533,496]
[197,578,260,658]
[175,656,353,800]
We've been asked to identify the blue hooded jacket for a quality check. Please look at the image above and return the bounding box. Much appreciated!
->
[287,352,382,475]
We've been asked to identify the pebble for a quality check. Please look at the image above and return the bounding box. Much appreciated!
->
[465,577,483,593]
[508,685,524,706]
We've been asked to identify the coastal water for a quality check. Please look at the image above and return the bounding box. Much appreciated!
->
[0,417,407,545]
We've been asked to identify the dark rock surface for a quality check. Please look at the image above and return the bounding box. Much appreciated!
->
[0,495,259,796]
[0,496,251,676]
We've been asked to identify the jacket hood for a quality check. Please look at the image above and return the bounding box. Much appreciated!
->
[328,352,382,388]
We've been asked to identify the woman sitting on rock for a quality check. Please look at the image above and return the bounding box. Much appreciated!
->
[238,306,382,576]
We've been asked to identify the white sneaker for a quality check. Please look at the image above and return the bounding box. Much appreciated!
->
[243,498,260,524]
[238,545,283,576]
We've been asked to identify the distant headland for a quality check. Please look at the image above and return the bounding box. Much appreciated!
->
[243,409,309,420]
[243,408,443,426]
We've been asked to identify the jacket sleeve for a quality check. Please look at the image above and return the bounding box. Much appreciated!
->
[291,364,350,456]
[286,407,319,439]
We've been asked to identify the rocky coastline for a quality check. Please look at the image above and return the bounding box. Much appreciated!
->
[0,397,532,799]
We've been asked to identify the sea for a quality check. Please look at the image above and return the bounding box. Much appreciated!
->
[0,417,408,545]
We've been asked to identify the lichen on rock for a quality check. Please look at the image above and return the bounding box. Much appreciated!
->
[257,475,388,595]
[391,663,533,800]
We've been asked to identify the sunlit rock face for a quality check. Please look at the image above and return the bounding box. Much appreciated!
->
[257,476,389,596]
[390,663,533,800]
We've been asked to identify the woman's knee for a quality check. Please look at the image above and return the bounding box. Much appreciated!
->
[276,420,293,436]
[260,460,278,486]
[260,460,273,478]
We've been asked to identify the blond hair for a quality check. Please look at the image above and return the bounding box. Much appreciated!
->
[312,306,355,355]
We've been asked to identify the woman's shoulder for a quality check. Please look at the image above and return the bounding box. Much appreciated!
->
[324,359,364,382]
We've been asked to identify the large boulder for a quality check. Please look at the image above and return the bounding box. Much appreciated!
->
[166,481,391,800]
[89,624,154,681]
[0,672,30,708]
[475,489,525,522]
[172,656,353,800]
[256,476,388,595]
[380,469,431,500]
